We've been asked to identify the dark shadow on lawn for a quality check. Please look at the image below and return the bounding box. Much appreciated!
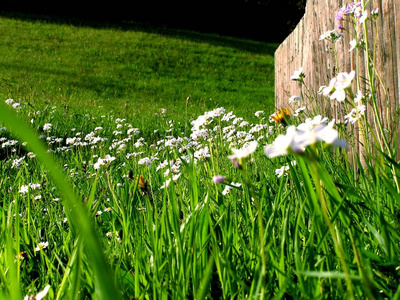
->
[0,10,279,56]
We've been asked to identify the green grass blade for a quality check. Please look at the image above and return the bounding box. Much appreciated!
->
[0,102,121,299]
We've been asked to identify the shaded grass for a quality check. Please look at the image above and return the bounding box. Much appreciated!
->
[0,12,276,126]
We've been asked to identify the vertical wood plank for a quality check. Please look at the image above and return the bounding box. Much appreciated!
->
[274,0,399,160]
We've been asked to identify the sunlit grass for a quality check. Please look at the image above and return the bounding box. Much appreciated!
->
[0,4,400,299]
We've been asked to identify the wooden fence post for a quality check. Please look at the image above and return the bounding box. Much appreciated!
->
[275,0,400,161]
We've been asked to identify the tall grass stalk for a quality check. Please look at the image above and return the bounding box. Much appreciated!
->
[0,2,399,298]
[0,102,121,299]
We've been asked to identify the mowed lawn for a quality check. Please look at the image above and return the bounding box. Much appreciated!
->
[0,13,277,127]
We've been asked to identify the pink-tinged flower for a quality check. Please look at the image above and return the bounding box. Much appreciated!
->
[344,2,362,15]
[229,157,241,168]
[358,10,368,23]
[336,6,345,22]
[212,175,226,184]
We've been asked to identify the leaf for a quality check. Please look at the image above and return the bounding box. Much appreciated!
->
[0,102,121,300]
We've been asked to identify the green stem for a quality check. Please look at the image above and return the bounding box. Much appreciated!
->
[242,160,266,299]
[309,153,355,299]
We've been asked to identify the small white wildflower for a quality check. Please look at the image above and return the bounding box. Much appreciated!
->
[254,111,264,118]
[23,285,51,300]
[29,183,41,190]
[19,185,29,194]
[293,106,306,117]
[229,140,258,161]
[11,156,25,169]
[290,67,305,81]
[138,157,153,167]
[289,95,301,104]
[160,178,172,189]
[27,152,36,159]
[43,123,52,131]
[349,39,357,52]
[344,105,366,124]
[275,165,290,178]
[264,124,347,158]
[35,241,49,252]
[194,146,210,161]
[319,30,343,42]
[222,182,241,196]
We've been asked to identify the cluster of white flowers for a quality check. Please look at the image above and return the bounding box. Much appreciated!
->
[11,156,26,169]
[5,98,21,110]
[138,156,155,167]
[43,123,52,132]
[320,71,356,102]
[18,183,41,194]
[94,154,116,170]
[1,138,19,149]
[319,30,344,42]
[265,119,347,158]
[194,146,210,162]
[1,95,353,196]
[344,104,366,124]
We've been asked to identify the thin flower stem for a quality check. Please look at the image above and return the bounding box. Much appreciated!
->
[360,1,400,192]
[309,152,355,300]
[242,161,266,299]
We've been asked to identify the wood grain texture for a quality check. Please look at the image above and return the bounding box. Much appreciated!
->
[275,0,400,160]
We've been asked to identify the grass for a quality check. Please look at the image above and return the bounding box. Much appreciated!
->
[1,6,400,300]
[0,12,277,129]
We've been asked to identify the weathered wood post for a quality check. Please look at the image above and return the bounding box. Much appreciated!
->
[274,0,400,161]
